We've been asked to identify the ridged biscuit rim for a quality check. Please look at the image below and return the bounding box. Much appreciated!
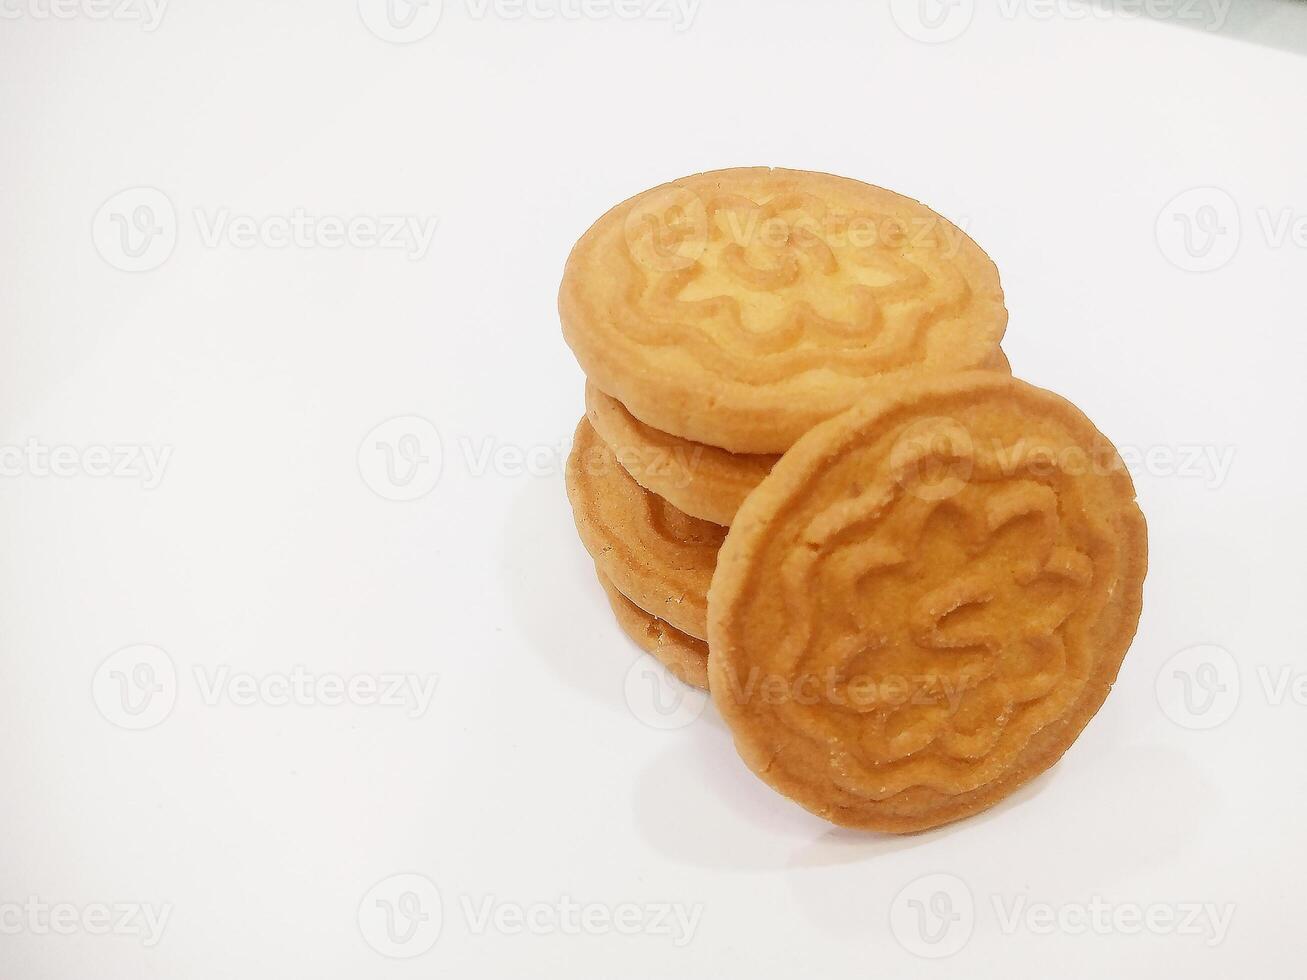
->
[707,371,1147,833]
[584,381,777,527]
[596,569,709,691]
[565,417,720,640]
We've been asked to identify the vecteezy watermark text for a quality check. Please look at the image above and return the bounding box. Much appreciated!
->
[93,187,439,272]
[0,0,168,30]
[358,416,709,502]
[462,0,697,29]
[991,894,1234,946]
[462,894,703,946]
[624,662,971,732]
[92,644,440,730]
[891,0,1231,45]
[192,208,438,260]
[0,439,171,489]
[622,185,975,274]
[357,873,704,959]
[0,898,172,947]
[890,421,1237,500]
[192,665,438,716]
[357,0,699,43]
[890,872,1234,959]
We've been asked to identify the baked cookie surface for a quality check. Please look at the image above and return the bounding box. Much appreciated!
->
[585,352,1008,527]
[560,167,1008,454]
[566,418,723,639]
[707,372,1147,832]
[597,569,709,691]
[585,381,777,527]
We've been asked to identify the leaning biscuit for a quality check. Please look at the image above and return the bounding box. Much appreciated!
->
[596,569,709,690]
[585,381,778,527]
[560,167,1008,454]
[707,372,1147,833]
[566,418,722,639]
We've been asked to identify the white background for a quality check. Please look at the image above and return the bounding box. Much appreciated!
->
[2,1,1305,977]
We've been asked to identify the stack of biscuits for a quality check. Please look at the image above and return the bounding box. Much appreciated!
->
[559,168,1147,832]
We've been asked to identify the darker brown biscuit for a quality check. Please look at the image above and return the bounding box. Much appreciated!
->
[708,372,1147,832]
[566,418,722,639]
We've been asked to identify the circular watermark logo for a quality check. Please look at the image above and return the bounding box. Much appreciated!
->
[1155,187,1241,272]
[92,644,177,730]
[623,657,708,731]
[889,0,975,43]
[358,0,443,43]
[889,872,974,959]
[1156,643,1240,730]
[92,187,177,272]
[622,184,708,274]
[358,873,442,958]
[889,416,975,501]
[358,416,443,501]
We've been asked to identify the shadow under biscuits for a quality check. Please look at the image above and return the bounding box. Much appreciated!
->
[630,722,833,872]
[501,470,643,717]
[992,739,1208,887]
[631,720,951,871]
[629,706,1208,874]
[776,743,1208,939]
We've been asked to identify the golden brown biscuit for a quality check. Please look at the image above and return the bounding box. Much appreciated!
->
[566,418,723,639]
[584,349,1009,526]
[585,381,778,526]
[560,167,1008,454]
[596,569,709,690]
[708,372,1147,833]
